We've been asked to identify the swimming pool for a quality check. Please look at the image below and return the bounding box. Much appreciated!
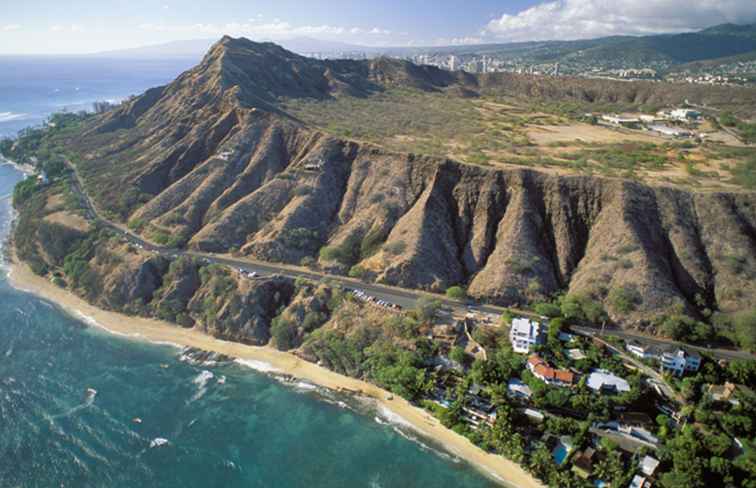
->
[552,443,570,465]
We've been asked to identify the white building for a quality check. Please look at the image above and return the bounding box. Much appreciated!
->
[586,370,631,393]
[648,124,692,138]
[661,348,702,376]
[639,114,657,123]
[640,455,660,477]
[601,114,641,127]
[447,55,460,71]
[626,341,659,360]
[627,342,702,376]
[507,378,533,400]
[509,318,545,354]
[670,108,701,121]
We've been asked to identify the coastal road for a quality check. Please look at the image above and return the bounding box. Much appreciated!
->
[571,325,754,362]
[62,161,754,362]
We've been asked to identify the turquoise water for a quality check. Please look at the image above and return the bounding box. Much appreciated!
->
[0,164,497,487]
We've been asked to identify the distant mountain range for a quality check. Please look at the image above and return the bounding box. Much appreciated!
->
[91,37,370,59]
[90,23,756,72]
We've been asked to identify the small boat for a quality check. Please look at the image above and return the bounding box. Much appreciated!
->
[160,364,169,369]
[132,417,142,424]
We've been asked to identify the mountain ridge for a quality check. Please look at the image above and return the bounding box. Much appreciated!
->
[18,37,756,332]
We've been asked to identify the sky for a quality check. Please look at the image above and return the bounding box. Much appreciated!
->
[1,0,755,55]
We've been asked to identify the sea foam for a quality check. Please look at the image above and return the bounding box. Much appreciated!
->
[0,112,28,123]
[188,370,214,403]
[233,358,280,374]
[149,438,169,448]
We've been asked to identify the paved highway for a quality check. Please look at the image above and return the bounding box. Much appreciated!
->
[571,325,754,361]
[64,161,754,362]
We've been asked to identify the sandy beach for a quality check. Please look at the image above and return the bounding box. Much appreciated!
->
[6,256,545,488]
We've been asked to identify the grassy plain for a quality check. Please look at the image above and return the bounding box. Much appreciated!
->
[284,88,755,191]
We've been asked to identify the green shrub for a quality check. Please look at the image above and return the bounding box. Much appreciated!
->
[12,178,38,206]
[560,293,607,324]
[731,309,756,351]
[302,311,326,332]
[414,297,441,323]
[319,235,361,265]
[660,314,698,341]
[449,346,466,364]
[445,286,466,300]
[731,156,756,190]
[281,227,320,250]
[360,228,385,258]
[271,315,298,351]
[720,112,737,127]
[608,285,642,314]
[534,302,562,318]
[348,265,367,278]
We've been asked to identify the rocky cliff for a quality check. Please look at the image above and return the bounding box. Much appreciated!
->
[56,37,756,328]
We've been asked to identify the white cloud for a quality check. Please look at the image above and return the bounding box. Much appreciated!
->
[484,0,756,41]
[50,24,84,33]
[2,24,21,32]
[137,20,391,40]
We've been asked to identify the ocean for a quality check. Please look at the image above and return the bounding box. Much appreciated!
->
[0,61,497,487]
[0,57,197,137]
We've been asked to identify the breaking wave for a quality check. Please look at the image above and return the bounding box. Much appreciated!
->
[188,370,214,404]
[233,358,280,374]
[0,112,29,123]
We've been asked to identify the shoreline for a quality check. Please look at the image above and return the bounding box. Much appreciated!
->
[5,257,545,488]
[0,155,35,176]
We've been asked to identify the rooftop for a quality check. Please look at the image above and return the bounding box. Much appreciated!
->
[508,378,533,399]
[511,318,542,336]
[528,355,576,384]
[586,370,631,393]
[640,455,660,477]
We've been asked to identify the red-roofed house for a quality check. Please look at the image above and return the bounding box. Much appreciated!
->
[527,355,576,387]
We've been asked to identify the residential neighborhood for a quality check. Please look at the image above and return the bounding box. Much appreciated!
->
[412,305,756,488]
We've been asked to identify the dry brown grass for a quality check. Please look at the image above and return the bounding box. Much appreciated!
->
[527,123,660,145]
[44,211,91,233]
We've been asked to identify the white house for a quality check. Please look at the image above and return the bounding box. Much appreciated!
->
[509,318,545,354]
[507,378,533,400]
[670,108,701,121]
[626,341,659,360]
[586,370,631,394]
[660,348,701,376]
[640,455,660,477]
